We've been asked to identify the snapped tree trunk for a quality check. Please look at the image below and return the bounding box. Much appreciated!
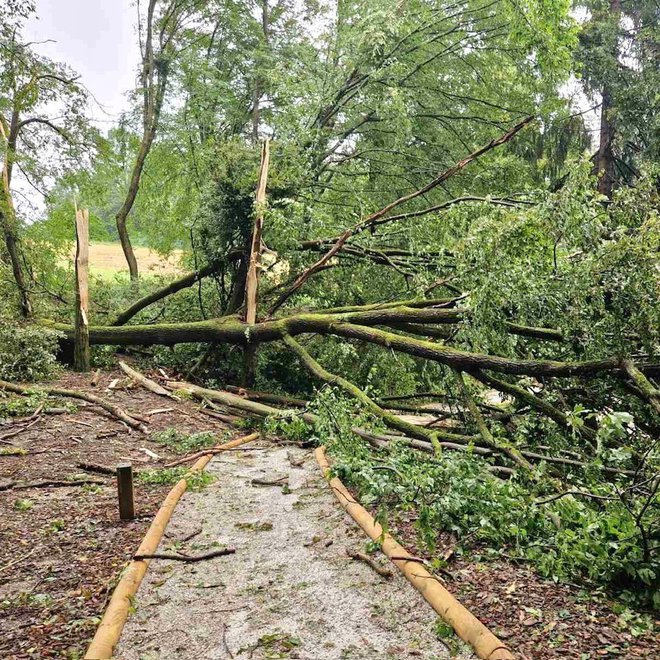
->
[73,208,90,371]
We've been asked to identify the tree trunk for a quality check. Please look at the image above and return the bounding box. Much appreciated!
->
[115,0,170,280]
[0,186,32,318]
[46,308,659,379]
[73,208,90,371]
[595,0,622,199]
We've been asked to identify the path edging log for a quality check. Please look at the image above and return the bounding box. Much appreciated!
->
[84,432,258,659]
[315,446,514,660]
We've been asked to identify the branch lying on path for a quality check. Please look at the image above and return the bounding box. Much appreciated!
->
[167,380,317,424]
[111,261,222,326]
[224,384,307,408]
[0,418,41,443]
[251,475,288,486]
[133,548,235,562]
[0,380,148,433]
[270,116,534,312]
[119,360,177,399]
[346,549,393,578]
[0,548,37,575]
[164,431,261,467]
[77,462,121,476]
[0,478,106,491]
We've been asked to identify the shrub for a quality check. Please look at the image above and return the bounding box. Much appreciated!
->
[0,322,62,382]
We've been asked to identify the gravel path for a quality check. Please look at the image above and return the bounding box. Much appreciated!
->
[116,443,474,660]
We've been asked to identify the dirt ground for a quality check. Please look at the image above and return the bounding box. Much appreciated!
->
[0,368,658,659]
[0,369,227,659]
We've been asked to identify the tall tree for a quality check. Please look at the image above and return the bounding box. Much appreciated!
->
[577,0,660,197]
[0,5,88,316]
[115,0,203,280]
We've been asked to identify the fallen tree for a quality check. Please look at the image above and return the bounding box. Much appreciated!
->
[48,308,657,378]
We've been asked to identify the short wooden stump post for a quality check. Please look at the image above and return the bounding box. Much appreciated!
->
[117,463,135,520]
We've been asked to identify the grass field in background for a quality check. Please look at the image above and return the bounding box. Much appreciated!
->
[63,242,183,279]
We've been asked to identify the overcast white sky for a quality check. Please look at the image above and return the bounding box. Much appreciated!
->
[25,0,140,126]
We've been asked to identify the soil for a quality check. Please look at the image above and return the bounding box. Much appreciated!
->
[382,513,659,660]
[0,369,228,659]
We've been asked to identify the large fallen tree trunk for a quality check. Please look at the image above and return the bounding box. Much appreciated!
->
[0,380,148,432]
[48,311,657,378]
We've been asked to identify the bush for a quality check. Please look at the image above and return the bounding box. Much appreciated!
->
[0,322,62,382]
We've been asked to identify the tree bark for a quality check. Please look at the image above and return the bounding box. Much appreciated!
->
[0,118,32,318]
[115,0,170,280]
[594,0,622,199]
[73,208,90,371]
[46,309,658,379]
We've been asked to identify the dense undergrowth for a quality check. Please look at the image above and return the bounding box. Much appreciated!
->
[269,389,660,610]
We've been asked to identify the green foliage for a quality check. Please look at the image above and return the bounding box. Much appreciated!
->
[136,467,215,491]
[150,427,221,454]
[263,412,311,444]
[0,322,62,382]
[313,391,659,608]
[0,391,48,418]
[13,498,33,511]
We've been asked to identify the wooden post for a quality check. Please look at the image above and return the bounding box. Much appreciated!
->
[74,208,90,371]
[117,463,135,520]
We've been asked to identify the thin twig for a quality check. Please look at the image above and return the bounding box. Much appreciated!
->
[134,548,235,562]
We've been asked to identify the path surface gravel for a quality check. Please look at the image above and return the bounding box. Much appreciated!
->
[116,442,474,659]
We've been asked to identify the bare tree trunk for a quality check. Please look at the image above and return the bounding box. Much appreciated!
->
[73,208,90,371]
[0,204,32,318]
[0,173,31,317]
[115,0,170,280]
